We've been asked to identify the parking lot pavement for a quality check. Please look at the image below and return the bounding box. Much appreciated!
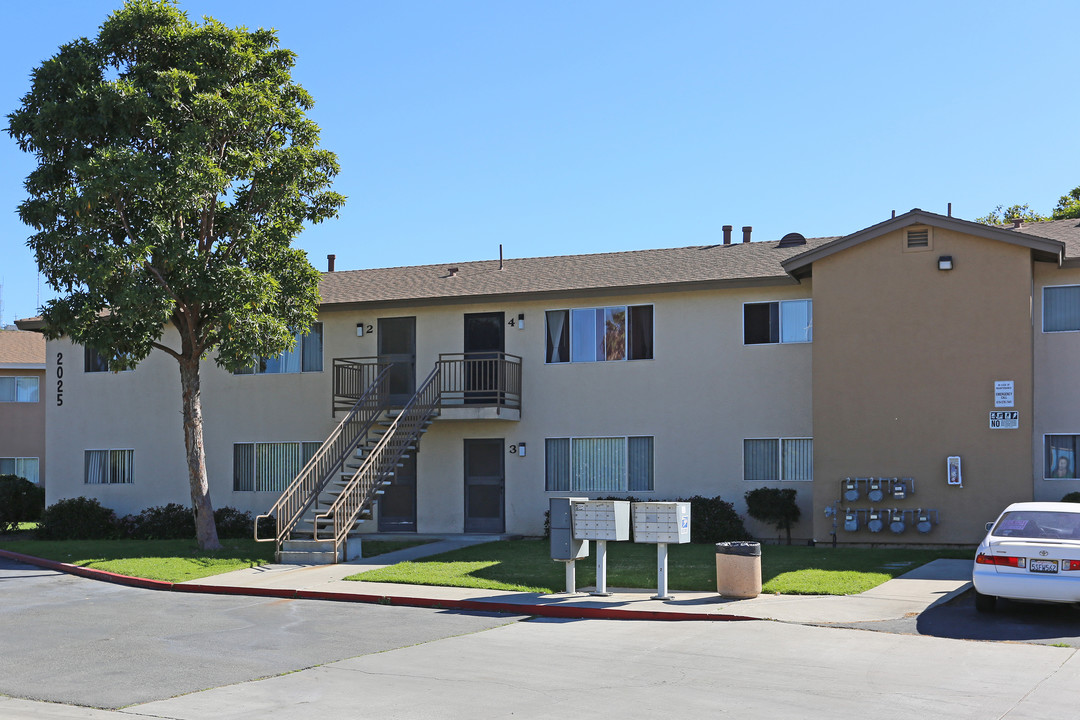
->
[0,557,521,709]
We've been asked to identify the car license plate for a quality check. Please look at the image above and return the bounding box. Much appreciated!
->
[1030,559,1059,574]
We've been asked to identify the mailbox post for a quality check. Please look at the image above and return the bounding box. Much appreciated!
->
[572,500,630,596]
[632,502,691,600]
[549,497,589,593]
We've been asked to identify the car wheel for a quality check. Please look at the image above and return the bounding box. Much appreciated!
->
[974,590,997,613]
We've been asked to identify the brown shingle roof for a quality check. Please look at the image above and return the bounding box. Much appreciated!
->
[0,330,45,366]
[319,237,839,307]
[1004,218,1080,261]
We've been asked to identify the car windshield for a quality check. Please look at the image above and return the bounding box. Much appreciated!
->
[992,511,1080,540]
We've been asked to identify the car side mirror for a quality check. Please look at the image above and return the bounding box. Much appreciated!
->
[985,521,995,532]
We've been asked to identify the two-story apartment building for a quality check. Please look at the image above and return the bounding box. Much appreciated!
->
[18,209,1080,550]
[0,328,46,487]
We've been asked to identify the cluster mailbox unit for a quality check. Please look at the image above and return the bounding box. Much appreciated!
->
[572,500,631,596]
[549,498,692,598]
[632,502,691,600]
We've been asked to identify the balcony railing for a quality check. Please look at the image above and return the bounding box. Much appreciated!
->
[437,352,521,410]
[332,352,522,414]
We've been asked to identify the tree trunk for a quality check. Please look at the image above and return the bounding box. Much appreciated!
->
[179,356,221,550]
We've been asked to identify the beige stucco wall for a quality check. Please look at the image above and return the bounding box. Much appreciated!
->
[1032,262,1080,501]
[0,367,46,486]
[811,226,1035,545]
[43,280,816,540]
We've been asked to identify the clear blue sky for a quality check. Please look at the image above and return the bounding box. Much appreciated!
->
[2,1,1078,324]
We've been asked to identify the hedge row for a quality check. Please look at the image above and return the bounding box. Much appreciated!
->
[35,498,270,541]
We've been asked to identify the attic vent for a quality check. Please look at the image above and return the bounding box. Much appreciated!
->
[778,232,807,248]
[906,229,930,248]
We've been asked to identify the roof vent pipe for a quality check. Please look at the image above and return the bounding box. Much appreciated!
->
[892,210,896,218]
[948,202,952,217]
[499,244,504,270]
[722,225,733,244]
[742,226,752,243]
[327,254,336,272]
[448,267,459,277]
[1013,218,1023,229]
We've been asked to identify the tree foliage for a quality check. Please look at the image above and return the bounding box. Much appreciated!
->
[7,0,344,548]
[973,203,1047,226]
[744,487,801,545]
[1052,187,1080,220]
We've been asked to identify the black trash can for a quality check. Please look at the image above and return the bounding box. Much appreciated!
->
[715,541,762,598]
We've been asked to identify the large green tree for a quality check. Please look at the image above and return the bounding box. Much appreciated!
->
[7,0,344,549]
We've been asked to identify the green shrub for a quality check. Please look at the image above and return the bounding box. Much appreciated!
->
[214,507,255,539]
[0,475,46,532]
[744,487,801,545]
[38,497,119,540]
[121,503,195,540]
[681,495,753,544]
[1062,492,1080,503]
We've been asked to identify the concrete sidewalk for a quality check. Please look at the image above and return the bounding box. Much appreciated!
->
[183,540,974,624]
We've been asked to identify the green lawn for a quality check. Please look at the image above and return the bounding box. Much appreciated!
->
[0,536,434,583]
[0,538,275,582]
[346,540,973,595]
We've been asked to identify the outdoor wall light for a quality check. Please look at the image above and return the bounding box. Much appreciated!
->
[518,442,526,457]
[518,312,525,329]
[356,323,365,337]
[938,255,953,271]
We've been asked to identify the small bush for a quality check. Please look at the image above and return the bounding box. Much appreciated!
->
[1062,492,1080,503]
[38,497,119,540]
[256,513,277,539]
[0,475,46,533]
[214,507,255,539]
[745,487,801,545]
[121,503,195,540]
[681,495,753,544]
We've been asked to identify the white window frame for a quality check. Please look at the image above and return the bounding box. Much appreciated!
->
[743,437,813,482]
[545,305,654,364]
[0,457,40,484]
[0,376,40,402]
[1042,285,1080,333]
[84,449,135,485]
[544,435,654,492]
[742,299,813,346]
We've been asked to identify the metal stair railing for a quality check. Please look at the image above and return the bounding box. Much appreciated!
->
[256,362,393,547]
[315,364,442,557]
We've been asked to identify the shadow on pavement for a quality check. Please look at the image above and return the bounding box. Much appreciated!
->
[916,590,1080,646]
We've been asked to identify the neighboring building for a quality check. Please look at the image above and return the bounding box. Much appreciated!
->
[17,209,1080,550]
[0,328,46,487]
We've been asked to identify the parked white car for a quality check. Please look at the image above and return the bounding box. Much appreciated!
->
[972,501,1080,612]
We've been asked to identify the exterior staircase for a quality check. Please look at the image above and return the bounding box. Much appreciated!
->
[256,352,522,564]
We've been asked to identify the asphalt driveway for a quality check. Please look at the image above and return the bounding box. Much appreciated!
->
[0,557,520,709]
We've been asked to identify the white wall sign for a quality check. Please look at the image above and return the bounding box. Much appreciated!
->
[989,410,1019,429]
[994,380,1014,408]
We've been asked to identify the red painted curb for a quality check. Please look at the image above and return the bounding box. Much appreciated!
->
[1,549,755,622]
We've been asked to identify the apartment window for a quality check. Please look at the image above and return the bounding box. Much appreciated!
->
[85,449,134,484]
[744,438,813,481]
[235,324,323,374]
[1046,435,1080,479]
[546,306,653,363]
[1043,286,1080,333]
[545,436,653,492]
[0,376,39,402]
[233,441,320,492]
[0,457,39,484]
[744,300,812,345]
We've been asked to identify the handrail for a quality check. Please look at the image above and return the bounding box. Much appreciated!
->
[256,362,393,545]
[315,364,442,556]
[436,352,522,409]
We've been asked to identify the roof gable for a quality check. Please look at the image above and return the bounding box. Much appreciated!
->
[782,209,1065,278]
